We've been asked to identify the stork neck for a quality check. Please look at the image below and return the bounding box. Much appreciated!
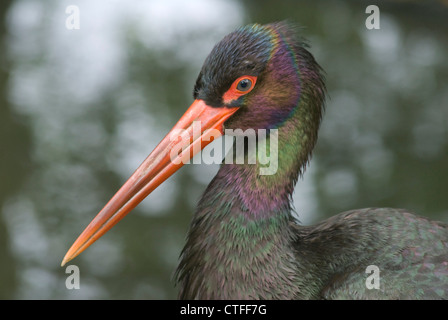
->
[175,121,311,299]
[213,119,309,220]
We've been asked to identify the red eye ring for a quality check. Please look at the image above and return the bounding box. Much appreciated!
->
[222,75,257,104]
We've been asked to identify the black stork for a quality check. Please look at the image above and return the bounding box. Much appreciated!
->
[62,22,448,299]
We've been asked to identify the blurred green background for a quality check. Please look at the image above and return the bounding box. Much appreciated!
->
[0,0,447,299]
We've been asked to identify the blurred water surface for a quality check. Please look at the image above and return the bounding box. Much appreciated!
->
[0,0,447,299]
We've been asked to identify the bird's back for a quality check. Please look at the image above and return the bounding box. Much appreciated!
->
[295,208,448,299]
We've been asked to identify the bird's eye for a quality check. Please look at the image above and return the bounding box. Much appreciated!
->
[236,78,252,92]
[222,75,257,104]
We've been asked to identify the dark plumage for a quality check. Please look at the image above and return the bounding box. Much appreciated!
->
[175,22,448,299]
[62,22,448,299]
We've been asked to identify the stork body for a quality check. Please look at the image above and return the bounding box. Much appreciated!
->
[63,22,448,299]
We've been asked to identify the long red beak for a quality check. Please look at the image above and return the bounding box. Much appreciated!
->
[61,99,238,266]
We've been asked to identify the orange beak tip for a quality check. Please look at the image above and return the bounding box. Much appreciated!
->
[61,253,73,267]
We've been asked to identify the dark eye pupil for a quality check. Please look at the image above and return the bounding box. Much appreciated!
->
[237,79,252,91]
